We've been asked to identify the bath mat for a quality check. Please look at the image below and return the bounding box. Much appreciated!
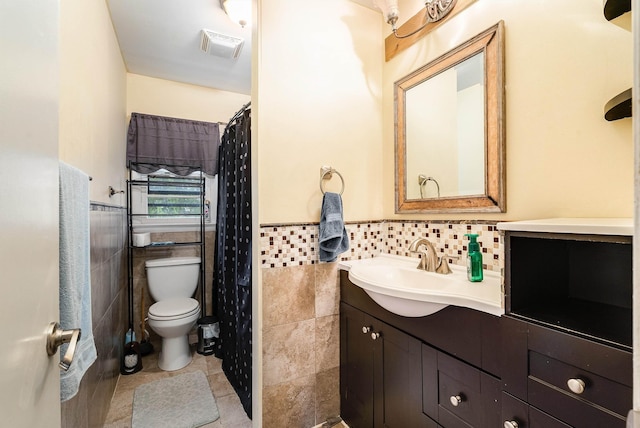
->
[132,370,219,428]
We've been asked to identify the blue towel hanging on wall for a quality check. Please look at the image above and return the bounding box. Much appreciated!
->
[59,162,97,401]
[319,192,349,262]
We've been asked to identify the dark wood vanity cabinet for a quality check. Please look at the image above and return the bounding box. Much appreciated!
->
[501,316,632,428]
[501,228,633,428]
[340,273,501,428]
[340,224,634,427]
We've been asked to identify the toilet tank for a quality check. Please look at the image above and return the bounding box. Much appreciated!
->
[145,256,201,302]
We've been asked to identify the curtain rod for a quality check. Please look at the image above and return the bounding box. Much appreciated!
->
[226,101,252,126]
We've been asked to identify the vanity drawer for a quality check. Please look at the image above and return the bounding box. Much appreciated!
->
[435,351,500,428]
[502,392,571,428]
[526,322,631,427]
[438,371,481,428]
[528,376,626,427]
[528,323,632,388]
[437,351,482,427]
[529,350,631,417]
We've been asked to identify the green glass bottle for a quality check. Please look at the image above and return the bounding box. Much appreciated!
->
[464,233,483,282]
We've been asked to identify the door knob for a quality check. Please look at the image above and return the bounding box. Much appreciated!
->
[362,326,371,334]
[371,332,380,340]
[504,421,519,428]
[46,322,81,371]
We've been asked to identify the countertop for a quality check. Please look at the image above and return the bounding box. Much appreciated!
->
[496,218,633,236]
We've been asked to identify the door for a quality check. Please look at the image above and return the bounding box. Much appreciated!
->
[0,1,61,427]
[341,303,431,428]
[374,317,427,428]
[340,303,375,427]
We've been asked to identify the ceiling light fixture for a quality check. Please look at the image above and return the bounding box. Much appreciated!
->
[220,0,251,28]
[374,0,457,39]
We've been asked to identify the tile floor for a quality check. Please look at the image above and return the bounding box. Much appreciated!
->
[103,341,252,428]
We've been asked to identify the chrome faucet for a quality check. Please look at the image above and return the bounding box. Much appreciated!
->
[408,237,452,274]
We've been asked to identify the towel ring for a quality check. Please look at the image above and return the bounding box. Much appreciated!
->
[320,168,345,195]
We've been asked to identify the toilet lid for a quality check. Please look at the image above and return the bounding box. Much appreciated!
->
[148,298,200,320]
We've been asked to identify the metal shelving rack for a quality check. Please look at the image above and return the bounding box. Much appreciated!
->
[126,162,207,327]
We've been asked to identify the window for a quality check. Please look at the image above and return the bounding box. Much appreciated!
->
[147,176,203,217]
[131,169,217,231]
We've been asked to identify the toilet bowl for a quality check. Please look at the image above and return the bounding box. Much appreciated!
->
[147,297,200,371]
[145,256,201,371]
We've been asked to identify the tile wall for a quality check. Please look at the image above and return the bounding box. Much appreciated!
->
[61,203,127,428]
[260,219,503,426]
[61,213,215,427]
[261,262,341,426]
[260,220,503,271]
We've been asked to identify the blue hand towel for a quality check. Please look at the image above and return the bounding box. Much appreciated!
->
[319,192,349,262]
[59,162,97,402]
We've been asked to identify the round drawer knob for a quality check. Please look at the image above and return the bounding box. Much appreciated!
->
[504,421,519,428]
[450,395,462,407]
[362,326,371,334]
[567,378,586,395]
[371,332,380,340]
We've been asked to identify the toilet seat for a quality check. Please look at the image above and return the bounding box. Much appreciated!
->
[148,298,200,321]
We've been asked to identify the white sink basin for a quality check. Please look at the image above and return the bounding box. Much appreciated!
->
[339,254,504,317]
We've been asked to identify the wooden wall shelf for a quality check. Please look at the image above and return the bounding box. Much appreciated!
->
[603,0,631,121]
[604,88,632,121]
[603,0,631,22]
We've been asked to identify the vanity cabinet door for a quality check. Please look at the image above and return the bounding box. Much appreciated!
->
[341,303,375,428]
[341,303,433,428]
[373,313,426,428]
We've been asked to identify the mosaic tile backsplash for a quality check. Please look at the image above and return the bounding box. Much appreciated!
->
[260,220,503,272]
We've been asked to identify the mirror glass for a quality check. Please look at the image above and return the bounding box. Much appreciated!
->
[405,52,485,199]
[395,22,505,213]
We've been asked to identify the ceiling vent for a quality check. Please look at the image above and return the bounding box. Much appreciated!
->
[200,29,244,59]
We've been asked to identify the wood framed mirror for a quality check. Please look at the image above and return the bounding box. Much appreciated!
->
[395,21,505,213]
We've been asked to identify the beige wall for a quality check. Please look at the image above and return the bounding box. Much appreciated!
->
[127,73,250,124]
[257,0,633,224]
[256,0,385,224]
[58,1,129,426]
[59,0,128,204]
[384,0,633,220]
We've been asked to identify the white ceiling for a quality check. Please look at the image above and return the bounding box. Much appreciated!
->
[106,1,380,96]
[107,0,252,95]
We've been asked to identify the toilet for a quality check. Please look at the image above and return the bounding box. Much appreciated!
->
[145,256,201,371]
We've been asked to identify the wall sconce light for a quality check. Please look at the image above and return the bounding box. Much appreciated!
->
[374,0,457,38]
[220,0,251,28]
